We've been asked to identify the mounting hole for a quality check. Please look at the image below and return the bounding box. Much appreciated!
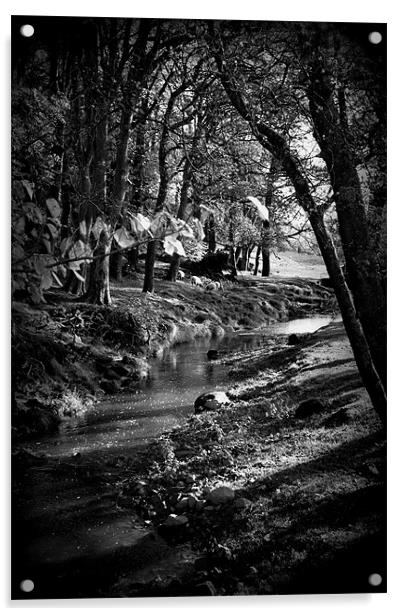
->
[20,24,35,38]
[368,573,382,586]
[368,31,382,45]
[20,579,34,593]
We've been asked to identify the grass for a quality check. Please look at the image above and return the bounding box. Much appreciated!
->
[112,321,385,596]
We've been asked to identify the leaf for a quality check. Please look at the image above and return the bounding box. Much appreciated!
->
[91,217,109,240]
[200,204,214,213]
[149,211,167,235]
[247,196,269,222]
[129,213,151,235]
[79,220,88,238]
[51,271,64,287]
[66,240,92,269]
[46,198,62,219]
[21,180,34,200]
[15,216,25,234]
[22,202,43,224]
[60,237,73,256]
[163,237,186,257]
[114,227,136,249]
[192,218,205,241]
[12,244,25,261]
[40,271,54,291]
[46,221,59,239]
[178,221,194,239]
[42,238,52,254]
[72,269,86,283]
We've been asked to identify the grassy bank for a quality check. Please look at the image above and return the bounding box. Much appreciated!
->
[12,271,335,437]
[109,321,385,596]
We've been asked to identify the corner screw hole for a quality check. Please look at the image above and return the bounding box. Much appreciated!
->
[368,31,382,44]
[368,573,382,586]
[20,579,34,593]
[20,24,35,38]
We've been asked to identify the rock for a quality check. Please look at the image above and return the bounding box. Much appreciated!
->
[323,408,356,427]
[295,398,326,419]
[207,349,219,360]
[194,391,230,413]
[100,379,120,394]
[215,544,232,561]
[175,498,189,512]
[233,497,252,510]
[174,448,196,459]
[187,495,198,509]
[103,367,121,380]
[194,499,204,512]
[206,486,235,506]
[288,333,300,345]
[111,362,132,377]
[161,513,188,528]
[194,581,216,596]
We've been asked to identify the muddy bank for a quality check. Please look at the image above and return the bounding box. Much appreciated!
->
[12,277,335,438]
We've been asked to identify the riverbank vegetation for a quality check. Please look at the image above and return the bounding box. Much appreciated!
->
[11,16,386,599]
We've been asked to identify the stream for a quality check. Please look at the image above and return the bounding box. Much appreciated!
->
[28,314,338,460]
[13,313,339,598]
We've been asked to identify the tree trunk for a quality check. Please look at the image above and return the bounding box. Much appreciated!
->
[308,211,386,426]
[142,239,157,293]
[254,245,261,275]
[206,213,216,254]
[110,243,124,282]
[261,221,271,276]
[143,84,186,292]
[210,36,386,423]
[305,49,386,387]
[84,230,112,305]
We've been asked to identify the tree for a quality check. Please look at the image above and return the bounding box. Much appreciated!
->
[207,21,386,424]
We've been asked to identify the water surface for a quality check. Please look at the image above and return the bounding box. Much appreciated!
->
[29,314,337,459]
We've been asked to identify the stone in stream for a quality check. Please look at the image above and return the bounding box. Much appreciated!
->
[194,391,230,414]
[207,349,219,360]
[295,398,326,419]
[158,514,189,540]
[161,513,189,528]
[206,486,235,506]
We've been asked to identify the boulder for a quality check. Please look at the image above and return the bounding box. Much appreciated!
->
[100,379,120,394]
[206,485,235,506]
[288,333,300,345]
[103,367,121,380]
[110,362,132,377]
[233,497,252,510]
[194,391,230,414]
[295,398,326,419]
[207,349,219,360]
[160,514,188,529]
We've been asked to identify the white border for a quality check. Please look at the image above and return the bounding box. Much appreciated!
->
[2,1,402,614]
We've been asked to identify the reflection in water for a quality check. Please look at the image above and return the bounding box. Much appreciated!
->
[28,314,339,458]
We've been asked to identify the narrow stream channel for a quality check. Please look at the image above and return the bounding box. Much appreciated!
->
[13,314,340,597]
[28,315,338,460]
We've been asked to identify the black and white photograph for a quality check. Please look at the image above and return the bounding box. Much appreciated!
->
[10,13,387,601]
